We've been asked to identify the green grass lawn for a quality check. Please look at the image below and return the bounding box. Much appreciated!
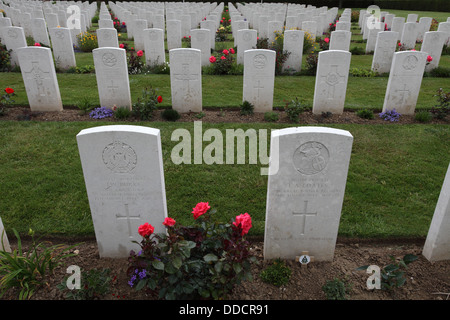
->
[0,9,449,241]
[0,121,449,239]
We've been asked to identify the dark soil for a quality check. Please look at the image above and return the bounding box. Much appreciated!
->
[1,237,449,301]
[1,105,449,125]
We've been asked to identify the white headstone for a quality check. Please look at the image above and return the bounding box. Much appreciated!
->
[31,18,50,47]
[282,29,304,73]
[166,20,181,50]
[417,17,432,42]
[17,47,63,112]
[421,31,446,72]
[400,22,419,50]
[1,26,27,67]
[93,47,131,110]
[371,31,399,74]
[0,217,11,253]
[312,50,351,115]
[437,22,450,46]
[200,19,217,50]
[302,20,317,39]
[143,28,165,66]
[264,126,353,261]
[422,162,450,262]
[98,19,114,29]
[133,19,148,52]
[243,49,276,113]
[49,27,77,69]
[329,30,351,51]
[76,125,168,258]
[191,28,211,66]
[382,50,427,115]
[97,28,119,48]
[366,27,383,53]
[391,17,405,41]
[169,48,202,113]
[335,21,350,32]
[236,29,257,65]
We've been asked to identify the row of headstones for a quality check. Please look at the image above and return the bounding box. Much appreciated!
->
[2,124,448,263]
[1,0,97,46]
[0,39,436,119]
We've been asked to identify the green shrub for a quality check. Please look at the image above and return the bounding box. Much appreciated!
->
[162,108,180,121]
[431,88,450,119]
[264,111,279,122]
[0,43,11,72]
[132,87,161,120]
[259,259,291,287]
[356,109,374,119]
[285,97,307,122]
[414,111,433,123]
[349,46,366,55]
[0,229,77,300]
[114,106,132,119]
[58,268,112,300]
[76,32,98,52]
[427,66,450,78]
[240,100,254,115]
[322,278,352,300]
[350,68,377,77]
[77,97,94,115]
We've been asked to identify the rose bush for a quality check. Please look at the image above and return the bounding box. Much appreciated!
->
[127,202,256,300]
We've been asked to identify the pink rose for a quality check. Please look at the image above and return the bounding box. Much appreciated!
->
[119,43,124,48]
[220,56,226,60]
[222,49,229,55]
[163,217,176,227]
[192,202,210,219]
[34,42,41,46]
[427,55,433,62]
[137,50,143,57]
[324,37,329,43]
[229,48,235,54]
[233,213,252,236]
[209,56,216,63]
[138,223,154,237]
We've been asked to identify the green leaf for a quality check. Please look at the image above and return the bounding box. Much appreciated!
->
[135,279,147,291]
[152,260,164,271]
[233,263,242,274]
[355,265,370,271]
[203,253,218,263]
[403,254,418,265]
[172,256,182,269]
[214,261,223,273]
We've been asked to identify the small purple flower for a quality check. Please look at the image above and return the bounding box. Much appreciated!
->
[138,269,147,279]
[89,106,114,119]
[379,108,401,122]
[128,274,137,287]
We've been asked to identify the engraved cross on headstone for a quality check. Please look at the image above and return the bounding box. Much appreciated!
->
[321,65,345,99]
[116,203,141,239]
[174,63,198,92]
[24,61,51,99]
[395,83,410,106]
[293,200,317,235]
[253,79,264,98]
[107,80,119,96]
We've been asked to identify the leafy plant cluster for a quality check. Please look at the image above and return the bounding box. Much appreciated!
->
[322,277,352,300]
[259,258,291,287]
[285,97,308,122]
[0,229,77,300]
[379,108,401,122]
[127,203,256,300]
[431,87,450,119]
[58,268,113,300]
[0,43,11,72]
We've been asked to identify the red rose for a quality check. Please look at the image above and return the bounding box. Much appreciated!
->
[229,48,235,54]
[157,95,163,103]
[427,55,433,62]
[192,202,210,219]
[138,223,154,237]
[163,217,176,227]
[122,22,126,25]
[34,42,41,46]
[220,56,226,60]
[119,43,124,48]
[222,49,229,55]
[209,56,216,63]
[136,50,143,57]
[5,87,14,94]
[324,37,329,43]
[233,213,252,236]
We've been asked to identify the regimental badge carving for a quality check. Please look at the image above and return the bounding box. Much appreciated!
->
[402,55,418,70]
[253,54,267,69]
[102,141,137,173]
[102,52,117,67]
[243,32,252,42]
[7,29,18,39]
[293,141,329,175]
